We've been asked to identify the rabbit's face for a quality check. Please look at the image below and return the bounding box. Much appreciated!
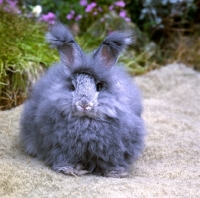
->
[46,23,133,119]
[71,73,101,117]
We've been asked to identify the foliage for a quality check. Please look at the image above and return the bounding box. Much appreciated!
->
[125,0,198,40]
[21,0,85,24]
[19,0,131,26]
[125,0,200,71]
[0,7,58,110]
[163,34,200,71]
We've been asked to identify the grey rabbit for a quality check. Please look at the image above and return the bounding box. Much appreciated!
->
[20,22,145,178]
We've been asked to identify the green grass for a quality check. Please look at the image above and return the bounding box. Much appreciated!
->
[0,9,58,110]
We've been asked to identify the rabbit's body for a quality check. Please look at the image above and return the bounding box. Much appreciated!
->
[20,23,145,177]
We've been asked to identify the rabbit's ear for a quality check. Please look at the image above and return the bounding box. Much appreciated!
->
[46,22,83,66]
[93,31,133,67]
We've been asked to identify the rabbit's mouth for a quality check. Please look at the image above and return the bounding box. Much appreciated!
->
[74,102,96,117]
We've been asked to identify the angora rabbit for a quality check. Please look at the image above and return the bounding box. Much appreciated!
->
[20,22,145,178]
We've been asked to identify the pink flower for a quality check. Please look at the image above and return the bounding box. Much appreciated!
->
[66,10,75,20]
[125,17,131,22]
[66,13,74,20]
[114,1,125,7]
[109,5,114,11]
[98,6,103,12]
[119,10,126,18]
[46,12,56,19]
[75,14,82,21]
[90,2,96,7]
[41,12,56,24]
[85,2,96,12]
[3,0,22,14]
[6,0,17,8]
[71,10,75,15]
[79,0,87,6]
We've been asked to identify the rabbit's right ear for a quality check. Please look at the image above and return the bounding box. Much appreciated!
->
[46,22,83,67]
[93,31,133,68]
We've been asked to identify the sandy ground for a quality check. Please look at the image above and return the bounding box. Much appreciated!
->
[0,63,199,198]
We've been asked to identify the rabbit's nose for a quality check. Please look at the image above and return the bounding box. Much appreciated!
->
[76,100,94,111]
[80,98,89,107]
[80,104,90,109]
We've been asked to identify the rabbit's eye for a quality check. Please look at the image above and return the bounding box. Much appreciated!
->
[96,82,103,92]
[70,84,75,91]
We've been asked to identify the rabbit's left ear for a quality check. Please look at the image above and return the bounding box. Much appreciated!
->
[46,22,83,67]
[93,31,133,68]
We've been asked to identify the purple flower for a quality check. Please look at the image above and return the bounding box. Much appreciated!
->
[114,1,125,7]
[70,10,75,15]
[2,0,21,14]
[119,10,126,18]
[79,0,87,6]
[66,13,73,20]
[125,17,131,22]
[85,2,96,12]
[6,0,17,8]
[66,10,75,20]
[75,14,82,21]
[46,12,55,19]
[90,2,96,7]
[98,6,102,12]
[109,5,114,11]
[41,12,56,24]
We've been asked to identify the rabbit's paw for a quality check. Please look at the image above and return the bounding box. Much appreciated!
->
[53,164,89,176]
[104,167,129,178]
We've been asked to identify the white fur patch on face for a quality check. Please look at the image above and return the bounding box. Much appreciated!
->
[124,37,132,45]
[72,74,99,117]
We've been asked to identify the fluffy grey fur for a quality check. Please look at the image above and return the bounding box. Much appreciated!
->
[20,22,145,178]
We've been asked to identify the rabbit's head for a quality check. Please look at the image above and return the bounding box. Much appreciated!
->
[46,22,133,119]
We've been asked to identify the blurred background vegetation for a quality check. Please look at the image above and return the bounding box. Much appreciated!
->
[0,0,200,110]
